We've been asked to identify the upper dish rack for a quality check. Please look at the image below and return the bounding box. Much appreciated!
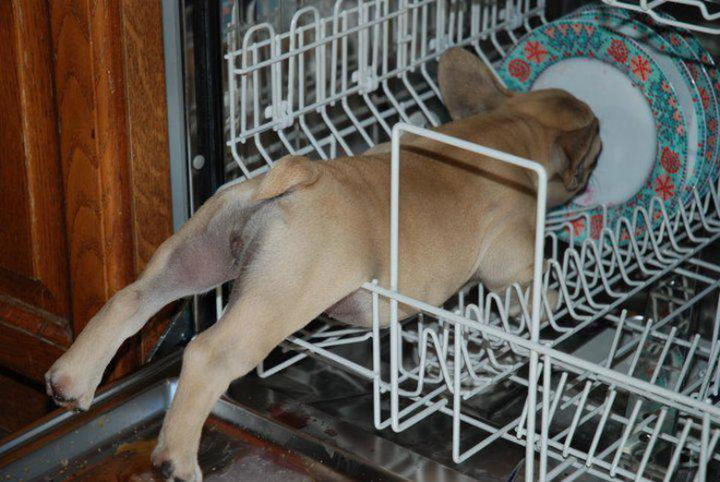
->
[224,0,547,179]
[601,0,720,34]
[222,0,720,480]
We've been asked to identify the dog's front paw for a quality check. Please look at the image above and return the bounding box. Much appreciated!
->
[44,361,99,412]
[151,444,203,482]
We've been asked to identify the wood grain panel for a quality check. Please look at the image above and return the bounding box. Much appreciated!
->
[11,0,71,317]
[0,370,52,434]
[50,0,111,333]
[0,291,70,383]
[49,0,174,377]
[0,294,72,348]
[89,0,140,379]
[0,0,73,387]
[0,0,173,398]
[0,269,56,322]
[122,0,173,271]
[0,319,65,382]
[120,0,175,361]
[90,0,136,298]
[50,0,137,327]
[0,1,34,280]
[49,0,142,380]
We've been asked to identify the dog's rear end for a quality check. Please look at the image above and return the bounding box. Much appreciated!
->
[45,47,600,481]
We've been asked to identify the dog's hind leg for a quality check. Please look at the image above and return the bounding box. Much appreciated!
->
[150,228,364,482]
[44,182,264,411]
[150,295,303,481]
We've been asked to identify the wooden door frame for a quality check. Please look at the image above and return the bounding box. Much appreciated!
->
[50,0,175,379]
[0,0,172,384]
[0,1,73,381]
[0,0,174,383]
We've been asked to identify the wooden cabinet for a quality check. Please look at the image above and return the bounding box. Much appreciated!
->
[0,0,174,424]
[0,0,70,382]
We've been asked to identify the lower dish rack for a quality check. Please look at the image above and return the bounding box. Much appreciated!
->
[252,121,720,481]
[364,124,720,482]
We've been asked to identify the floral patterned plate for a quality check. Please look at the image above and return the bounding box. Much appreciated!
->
[500,20,688,243]
[568,7,705,205]
[653,12,720,196]
[572,4,719,201]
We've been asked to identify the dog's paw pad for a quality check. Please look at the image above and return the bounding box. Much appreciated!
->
[152,449,201,482]
[159,460,175,478]
[44,369,96,411]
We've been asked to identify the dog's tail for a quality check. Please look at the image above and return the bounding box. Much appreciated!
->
[251,155,321,202]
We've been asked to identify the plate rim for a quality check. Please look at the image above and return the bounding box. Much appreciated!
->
[576,4,719,201]
[499,18,689,244]
[654,11,720,196]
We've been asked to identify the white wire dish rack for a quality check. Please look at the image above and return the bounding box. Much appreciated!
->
[222,0,720,480]
[600,0,720,35]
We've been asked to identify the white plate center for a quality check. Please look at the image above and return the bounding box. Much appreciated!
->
[533,57,657,207]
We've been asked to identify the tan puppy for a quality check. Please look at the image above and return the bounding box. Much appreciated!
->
[44,47,600,481]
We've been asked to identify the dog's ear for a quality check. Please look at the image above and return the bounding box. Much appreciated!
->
[552,118,600,191]
[252,155,321,202]
[438,47,510,120]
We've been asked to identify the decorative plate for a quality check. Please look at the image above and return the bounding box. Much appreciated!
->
[499,20,688,244]
[653,12,720,196]
[569,7,705,204]
[573,5,718,200]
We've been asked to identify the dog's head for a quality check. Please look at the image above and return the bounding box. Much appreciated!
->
[438,47,601,207]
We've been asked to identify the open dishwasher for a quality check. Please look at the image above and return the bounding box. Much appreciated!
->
[4,0,720,480]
